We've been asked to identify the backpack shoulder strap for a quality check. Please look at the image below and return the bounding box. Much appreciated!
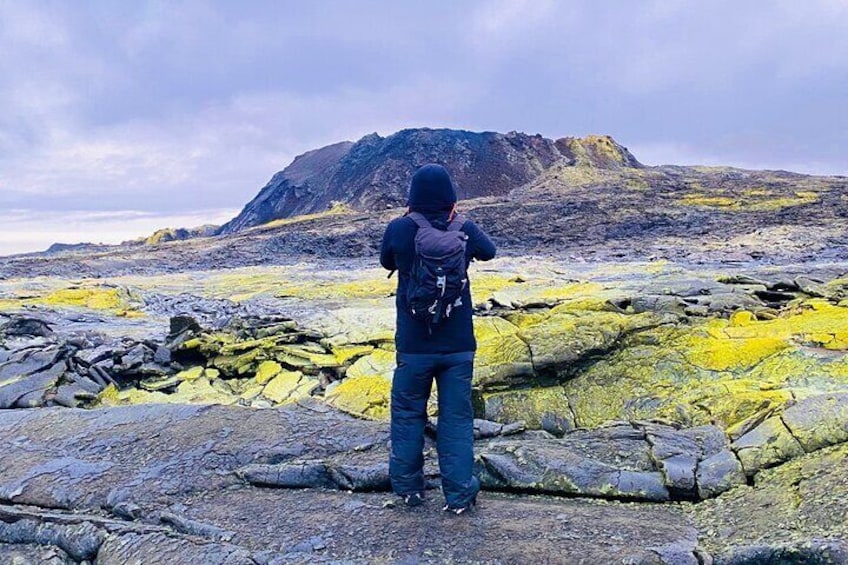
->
[407,212,432,229]
[447,214,467,232]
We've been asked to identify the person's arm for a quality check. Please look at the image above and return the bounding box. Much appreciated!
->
[379,221,396,271]
[468,221,496,261]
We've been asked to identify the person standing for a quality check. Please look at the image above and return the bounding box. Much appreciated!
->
[379,164,496,514]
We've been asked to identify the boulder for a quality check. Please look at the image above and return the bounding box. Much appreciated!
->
[731,393,848,475]
[732,416,805,475]
[696,449,746,499]
[0,353,66,408]
[0,543,71,564]
[477,421,741,501]
[262,371,314,405]
[73,345,116,367]
[0,316,54,338]
[473,317,534,389]
[781,393,848,452]
[482,386,575,435]
[517,309,631,374]
[477,435,670,501]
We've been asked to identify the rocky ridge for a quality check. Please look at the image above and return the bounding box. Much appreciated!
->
[218,129,641,234]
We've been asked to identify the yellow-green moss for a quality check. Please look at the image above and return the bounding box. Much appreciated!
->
[678,190,819,212]
[325,375,392,420]
[254,361,282,385]
[252,201,352,232]
[30,285,141,316]
[346,349,396,380]
[96,378,238,407]
[276,277,395,300]
[482,386,574,432]
[562,300,848,430]
[262,370,311,404]
[330,344,375,365]
[680,194,737,207]
[474,316,533,388]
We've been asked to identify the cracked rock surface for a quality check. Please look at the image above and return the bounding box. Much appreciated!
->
[0,401,846,563]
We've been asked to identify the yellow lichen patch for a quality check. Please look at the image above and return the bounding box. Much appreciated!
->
[747,347,848,390]
[325,374,392,420]
[745,192,819,211]
[469,273,526,306]
[170,378,239,404]
[0,298,22,311]
[680,194,737,207]
[729,310,757,327]
[330,344,375,365]
[474,316,534,388]
[145,228,178,245]
[537,282,610,305]
[251,201,352,232]
[678,190,819,212]
[276,277,395,300]
[175,366,206,382]
[561,134,633,167]
[96,384,122,407]
[681,324,789,372]
[32,285,141,316]
[95,378,239,407]
[564,303,848,431]
[715,300,848,352]
[254,361,282,385]
[204,272,287,302]
[262,370,311,404]
[501,310,549,329]
[346,349,396,380]
[483,386,574,433]
[667,379,794,428]
[477,276,613,310]
[782,300,848,351]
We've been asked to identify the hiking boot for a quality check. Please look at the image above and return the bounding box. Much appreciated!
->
[442,496,476,515]
[402,492,425,507]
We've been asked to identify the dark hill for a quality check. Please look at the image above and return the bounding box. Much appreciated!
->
[218,128,640,234]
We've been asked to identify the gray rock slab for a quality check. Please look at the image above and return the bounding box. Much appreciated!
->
[782,393,848,452]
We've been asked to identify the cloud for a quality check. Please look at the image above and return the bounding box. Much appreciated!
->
[0,208,239,257]
[0,75,479,213]
[471,0,556,37]
[0,1,846,255]
[630,141,848,175]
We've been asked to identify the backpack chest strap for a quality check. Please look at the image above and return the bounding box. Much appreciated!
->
[408,211,467,232]
[407,212,432,229]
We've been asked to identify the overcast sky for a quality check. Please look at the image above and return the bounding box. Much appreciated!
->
[1,0,846,255]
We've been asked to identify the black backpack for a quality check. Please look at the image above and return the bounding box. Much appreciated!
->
[406,212,469,327]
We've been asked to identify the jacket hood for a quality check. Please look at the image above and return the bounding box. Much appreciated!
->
[407,164,457,213]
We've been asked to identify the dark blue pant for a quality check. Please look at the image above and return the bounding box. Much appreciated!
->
[389,351,480,508]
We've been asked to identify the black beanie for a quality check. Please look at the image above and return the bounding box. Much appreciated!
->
[407,164,457,212]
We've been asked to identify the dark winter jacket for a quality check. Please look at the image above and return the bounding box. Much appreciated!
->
[379,165,496,353]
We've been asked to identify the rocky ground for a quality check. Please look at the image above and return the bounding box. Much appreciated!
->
[2,401,847,564]
[1,135,847,562]
[0,254,846,563]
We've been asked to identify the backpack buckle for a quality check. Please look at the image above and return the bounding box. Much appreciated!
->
[436,276,446,296]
